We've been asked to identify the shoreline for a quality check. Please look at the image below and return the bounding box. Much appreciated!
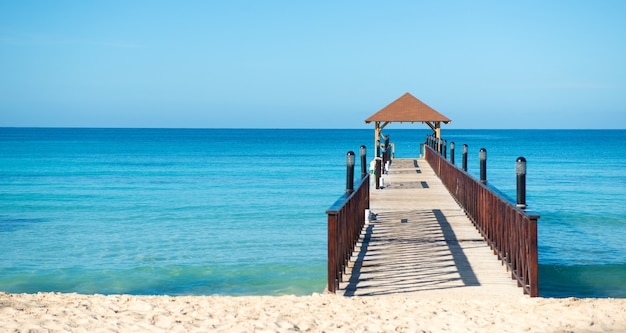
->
[2,292,625,332]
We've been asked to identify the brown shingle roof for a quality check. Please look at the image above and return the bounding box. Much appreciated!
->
[365,92,451,124]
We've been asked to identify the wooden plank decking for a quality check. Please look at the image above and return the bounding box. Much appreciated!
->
[340,158,523,299]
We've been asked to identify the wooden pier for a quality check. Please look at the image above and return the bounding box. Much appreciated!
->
[336,158,526,299]
[327,93,538,297]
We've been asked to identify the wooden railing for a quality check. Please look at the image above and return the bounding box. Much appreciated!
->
[326,174,369,293]
[425,145,539,297]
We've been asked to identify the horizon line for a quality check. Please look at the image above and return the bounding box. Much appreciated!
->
[1,126,625,131]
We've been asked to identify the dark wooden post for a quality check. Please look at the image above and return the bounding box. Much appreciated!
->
[528,214,539,297]
[382,134,390,168]
[450,141,455,165]
[375,158,381,189]
[516,157,527,209]
[462,144,468,172]
[479,148,487,183]
[327,212,338,293]
[360,145,367,178]
[346,151,355,194]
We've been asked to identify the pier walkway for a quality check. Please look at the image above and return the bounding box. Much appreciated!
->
[339,158,523,299]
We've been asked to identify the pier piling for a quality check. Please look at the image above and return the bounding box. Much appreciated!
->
[346,151,355,194]
[480,148,487,183]
[450,142,455,165]
[516,157,527,209]
[360,146,367,178]
[462,144,468,172]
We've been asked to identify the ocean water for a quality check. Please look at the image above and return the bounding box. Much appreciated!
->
[1,128,625,298]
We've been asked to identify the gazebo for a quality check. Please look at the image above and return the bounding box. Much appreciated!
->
[365,92,451,158]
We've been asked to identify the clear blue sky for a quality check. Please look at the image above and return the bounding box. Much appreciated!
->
[1,1,625,129]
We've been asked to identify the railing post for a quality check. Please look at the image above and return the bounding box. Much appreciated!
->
[360,145,367,178]
[346,151,355,194]
[327,212,338,293]
[480,148,487,183]
[528,215,539,297]
[516,157,527,209]
[383,135,390,168]
[450,141,455,165]
[443,139,447,159]
[462,144,468,172]
[375,158,381,189]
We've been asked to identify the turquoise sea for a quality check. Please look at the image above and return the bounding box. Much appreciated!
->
[1,128,625,298]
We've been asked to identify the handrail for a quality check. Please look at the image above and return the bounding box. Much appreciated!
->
[425,145,539,297]
[326,174,370,293]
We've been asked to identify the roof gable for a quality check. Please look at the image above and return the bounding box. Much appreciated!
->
[365,93,451,124]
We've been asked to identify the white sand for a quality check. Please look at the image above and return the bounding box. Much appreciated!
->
[1,292,625,332]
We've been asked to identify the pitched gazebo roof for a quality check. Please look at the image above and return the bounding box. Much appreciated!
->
[365,92,451,124]
[365,93,451,158]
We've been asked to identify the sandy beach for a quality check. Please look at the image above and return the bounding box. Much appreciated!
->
[1,292,625,332]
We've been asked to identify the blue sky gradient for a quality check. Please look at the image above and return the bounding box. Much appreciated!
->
[1,1,625,128]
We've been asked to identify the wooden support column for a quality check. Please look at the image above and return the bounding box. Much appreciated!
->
[374,121,390,158]
[374,122,381,158]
